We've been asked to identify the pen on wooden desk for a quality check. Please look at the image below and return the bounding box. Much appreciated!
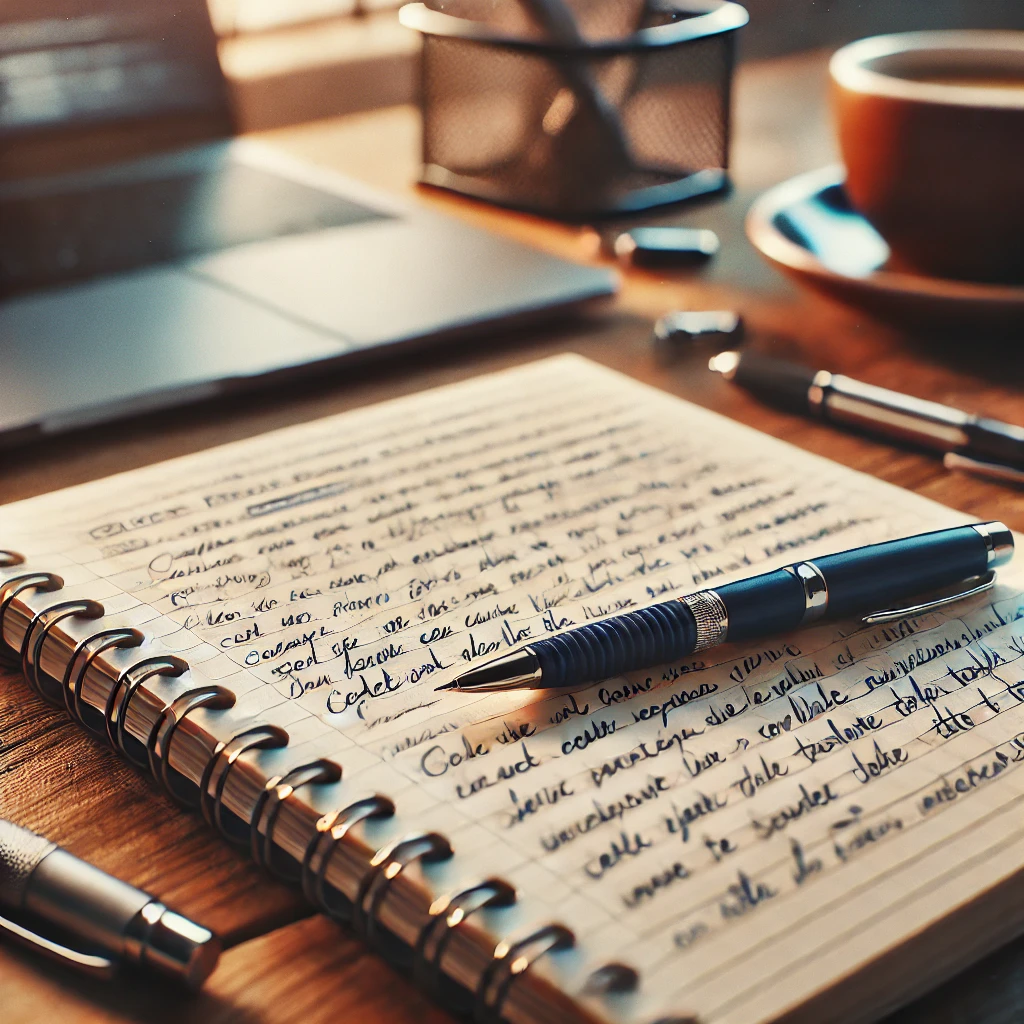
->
[707,350,1024,485]
[0,817,220,988]
[436,522,1014,692]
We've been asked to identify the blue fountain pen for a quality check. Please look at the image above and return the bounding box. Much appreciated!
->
[437,522,1014,693]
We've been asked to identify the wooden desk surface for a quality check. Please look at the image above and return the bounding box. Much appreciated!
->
[3,48,1024,1024]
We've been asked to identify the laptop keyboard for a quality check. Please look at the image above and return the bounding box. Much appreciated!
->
[0,159,391,295]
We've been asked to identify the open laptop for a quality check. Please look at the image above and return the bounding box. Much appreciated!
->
[0,0,615,447]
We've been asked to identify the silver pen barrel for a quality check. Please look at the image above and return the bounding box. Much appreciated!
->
[811,371,972,451]
[710,352,1024,472]
[0,818,220,989]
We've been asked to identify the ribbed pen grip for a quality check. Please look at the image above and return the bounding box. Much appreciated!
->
[0,819,54,908]
[532,600,698,688]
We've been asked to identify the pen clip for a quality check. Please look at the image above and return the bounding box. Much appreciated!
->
[861,570,997,626]
[0,911,118,980]
[943,452,1024,487]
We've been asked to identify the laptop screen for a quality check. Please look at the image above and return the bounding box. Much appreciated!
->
[0,0,230,138]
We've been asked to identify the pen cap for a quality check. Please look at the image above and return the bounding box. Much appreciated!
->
[125,902,222,991]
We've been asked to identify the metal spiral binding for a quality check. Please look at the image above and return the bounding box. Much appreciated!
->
[103,655,190,766]
[149,687,237,805]
[63,627,145,733]
[301,795,396,917]
[200,724,290,844]
[249,760,343,877]
[352,832,454,951]
[1,554,624,1024]
[414,879,517,1001]
[474,923,576,1024]
[0,571,63,666]
[20,598,105,702]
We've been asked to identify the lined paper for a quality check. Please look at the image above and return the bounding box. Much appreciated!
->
[3,355,1022,1024]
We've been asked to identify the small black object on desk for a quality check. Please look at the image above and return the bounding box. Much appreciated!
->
[615,226,720,267]
[652,309,743,360]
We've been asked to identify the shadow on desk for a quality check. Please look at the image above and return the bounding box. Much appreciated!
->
[1,944,260,1024]
[885,931,1024,1024]
[2,914,455,1024]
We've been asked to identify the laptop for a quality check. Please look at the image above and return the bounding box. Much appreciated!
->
[0,0,615,447]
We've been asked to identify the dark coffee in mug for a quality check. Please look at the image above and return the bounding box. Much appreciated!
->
[903,73,1024,91]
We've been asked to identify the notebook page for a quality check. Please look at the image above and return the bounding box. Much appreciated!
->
[2,354,1022,1024]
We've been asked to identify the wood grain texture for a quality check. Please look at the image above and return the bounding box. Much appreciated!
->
[1,46,1023,1024]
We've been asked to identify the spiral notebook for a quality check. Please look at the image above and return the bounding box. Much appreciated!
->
[3,354,1024,1024]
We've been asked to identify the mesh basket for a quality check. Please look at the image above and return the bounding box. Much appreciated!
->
[400,0,748,219]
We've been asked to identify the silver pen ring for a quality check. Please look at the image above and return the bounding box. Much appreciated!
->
[786,561,828,624]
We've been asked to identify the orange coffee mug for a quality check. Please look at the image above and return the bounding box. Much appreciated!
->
[831,31,1024,284]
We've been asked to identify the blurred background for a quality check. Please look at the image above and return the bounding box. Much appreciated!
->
[4,0,1023,149]
[208,0,1024,49]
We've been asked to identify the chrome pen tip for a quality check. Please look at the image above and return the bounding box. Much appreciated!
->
[442,647,542,693]
[435,681,459,691]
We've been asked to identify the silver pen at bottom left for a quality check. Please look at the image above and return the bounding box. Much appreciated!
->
[0,817,220,989]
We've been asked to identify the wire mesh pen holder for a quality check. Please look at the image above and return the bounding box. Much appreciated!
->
[400,0,747,219]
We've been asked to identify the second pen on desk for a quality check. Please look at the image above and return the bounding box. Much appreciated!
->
[437,522,1013,692]
[0,818,220,988]
[708,349,1024,483]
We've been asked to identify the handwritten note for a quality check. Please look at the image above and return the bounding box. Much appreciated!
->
[4,355,1022,1024]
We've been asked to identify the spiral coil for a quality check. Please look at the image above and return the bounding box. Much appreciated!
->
[104,655,190,766]
[0,561,642,1024]
[200,724,290,844]
[352,832,454,949]
[63,627,145,734]
[0,571,63,667]
[21,598,105,702]
[414,878,517,1002]
[250,760,343,877]
[149,686,237,804]
[301,794,396,917]
[475,923,576,1023]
